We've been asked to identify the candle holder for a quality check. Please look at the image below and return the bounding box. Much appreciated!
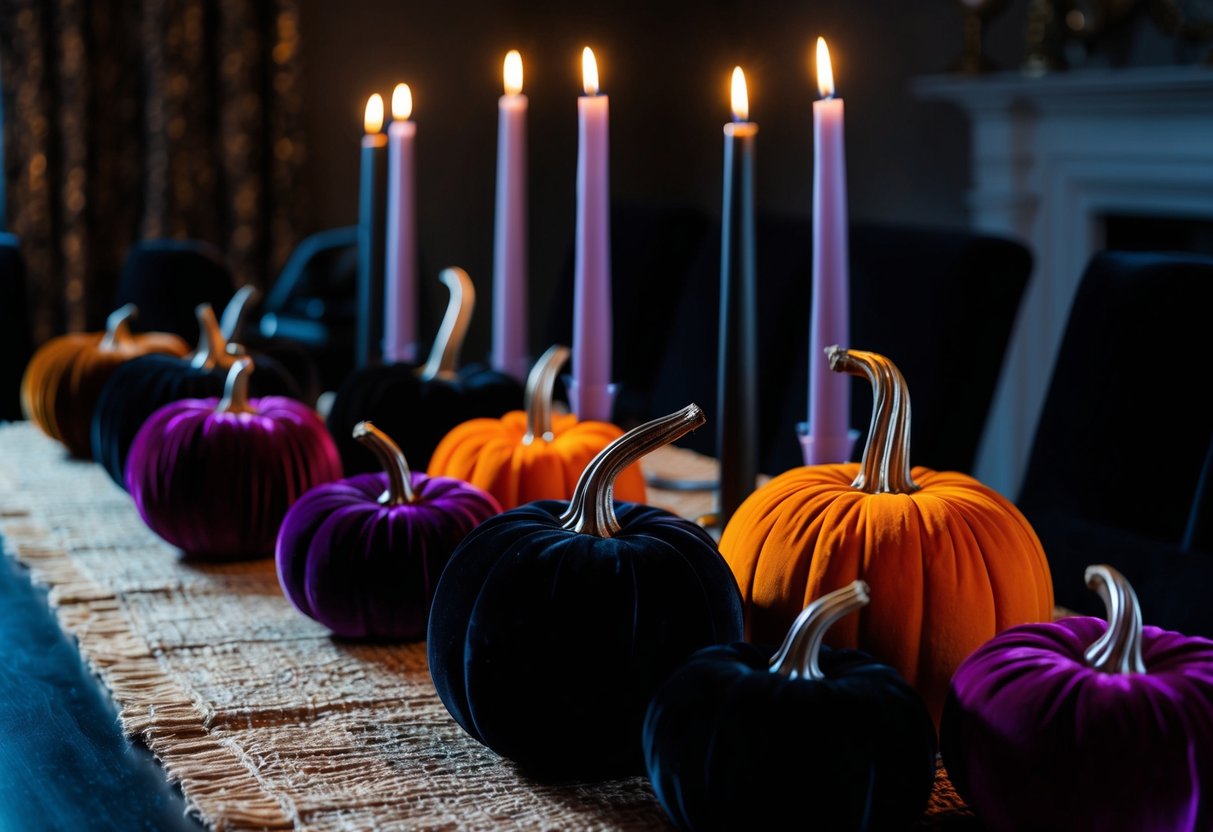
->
[949,0,1014,74]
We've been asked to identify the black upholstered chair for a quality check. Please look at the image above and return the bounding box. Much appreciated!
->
[0,233,32,422]
[1016,250,1213,636]
[643,214,1032,478]
[111,238,235,343]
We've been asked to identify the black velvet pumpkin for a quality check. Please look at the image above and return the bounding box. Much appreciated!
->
[326,268,521,474]
[91,294,301,490]
[427,404,745,780]
[642,581,938,832]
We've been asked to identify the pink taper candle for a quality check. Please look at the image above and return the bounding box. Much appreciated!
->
[801,37,854,465]
[569,46,615,422]
[385,83,418,363]
[492,50,529,382]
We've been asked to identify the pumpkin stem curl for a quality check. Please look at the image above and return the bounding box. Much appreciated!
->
[1084,564,1147,675]
[561,404,706,538]
[828,346,919,495]
[418,267,474,382]
[524,345,571,445]
[353,421,416,505]
[769,580,870,681]
[219,284,261,343]
[217,357,257,415]
[190,304,238,371]
[100,304,139,351]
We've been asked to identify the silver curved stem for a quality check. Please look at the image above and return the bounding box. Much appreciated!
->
[189,304,238,370]
[560,404,705,538]
[523,345,571,445]
[828,346,919,495]
[353,420,415,505]
[418,267,475,382]
[99,303,138,350]
[217,357,257,415]
[1084,564,1147,674]
[219,284,261,343]
[769,580,871,681]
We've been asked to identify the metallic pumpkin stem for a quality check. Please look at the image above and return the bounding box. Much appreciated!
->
[560,404,706,538]
[828,346,920,494]
[219,284,261,343]
[353,420,415,505]
[217,357,257,415]
[99,303,138,350]
[769,580,871,681]
[1084,564,1147,674]
[418,267,475,382]
[189,304,238,371]
[523,345,571,445]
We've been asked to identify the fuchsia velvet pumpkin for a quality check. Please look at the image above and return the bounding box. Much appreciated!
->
[127,357,342,560]
[941,564,1213,832]
[276,421,501,640]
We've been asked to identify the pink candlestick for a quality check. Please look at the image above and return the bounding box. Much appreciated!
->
[569,46,615,422]
[385,83,418,364]
[492,51,529,383]
[801,37,855,466]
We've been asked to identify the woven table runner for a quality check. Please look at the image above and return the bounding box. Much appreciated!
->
[0,422,974,830]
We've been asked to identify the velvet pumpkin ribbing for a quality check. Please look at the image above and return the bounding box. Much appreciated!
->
[276,471,500,640]
[720,463,1054,725]
[942,616,1213,832]
[427,500,745,780]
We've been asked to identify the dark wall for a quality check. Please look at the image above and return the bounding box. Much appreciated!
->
[293,0,1034,365]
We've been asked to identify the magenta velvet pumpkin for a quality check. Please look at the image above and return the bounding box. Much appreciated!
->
[941,564,1213,832]
[276,421,501,640]
[127,358,342,560]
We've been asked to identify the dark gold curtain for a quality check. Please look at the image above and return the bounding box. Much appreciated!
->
[0,0,305,345]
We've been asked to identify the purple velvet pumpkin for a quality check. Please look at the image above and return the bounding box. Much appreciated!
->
[941,564,1213,832]
[276,420,501,640]
[127,357,342,560]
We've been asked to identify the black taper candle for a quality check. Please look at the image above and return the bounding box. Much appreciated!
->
[356,94,389,369]
[717,68,759,527]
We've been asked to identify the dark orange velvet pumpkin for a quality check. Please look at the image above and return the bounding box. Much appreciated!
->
[718,346,1054,725]
[20,304,189,458]
[427,345,646,510]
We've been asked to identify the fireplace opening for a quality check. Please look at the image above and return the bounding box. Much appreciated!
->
[1103,214,1213,256]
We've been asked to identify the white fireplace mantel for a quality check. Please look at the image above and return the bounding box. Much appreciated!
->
[911,65,1213,499]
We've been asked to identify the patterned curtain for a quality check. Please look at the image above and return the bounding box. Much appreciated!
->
[0,0,305,345]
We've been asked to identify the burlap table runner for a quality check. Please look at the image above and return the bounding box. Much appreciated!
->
[0,422,974,830]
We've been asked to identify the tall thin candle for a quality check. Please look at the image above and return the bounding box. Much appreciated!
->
[356,93,388,369]
[801,37,854,465]
[718,66,758,527]
[492,50,529,382]
[570,46,614,422]
[384,83,418,364]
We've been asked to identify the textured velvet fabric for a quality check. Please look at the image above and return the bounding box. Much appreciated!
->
[1016,251,1213,628]
[126,395,341,559]
[0,235,33,422]
[643,640,937,832]
[941,617,1213,832]
[326,363,522,475]
[718,464,1054,727]
[427,500,745,780]
[276,472,500,640]
[91,353,301,489]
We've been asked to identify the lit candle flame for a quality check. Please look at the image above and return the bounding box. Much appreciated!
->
[730,66,749,122]
[582,46,599,96]
[816,37,835,99]
[504,50,523,96]
[391,83,412,120]
[364,93,384,134]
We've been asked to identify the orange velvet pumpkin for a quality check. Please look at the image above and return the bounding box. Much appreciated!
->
[21,304,189,458]
[718,347,1053,726]
[427,344,646,510]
